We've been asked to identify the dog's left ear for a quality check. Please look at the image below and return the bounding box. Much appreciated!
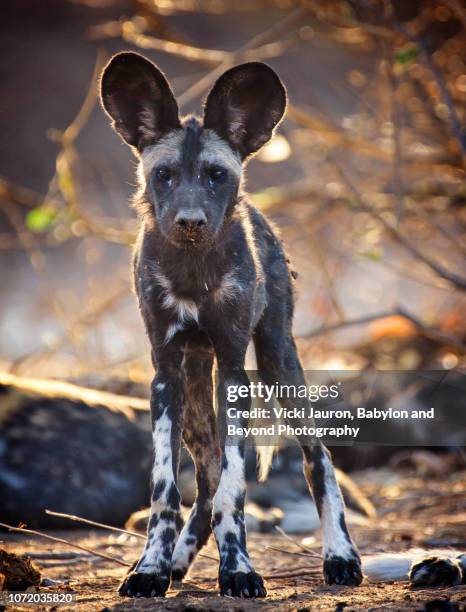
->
[203,62,287,159]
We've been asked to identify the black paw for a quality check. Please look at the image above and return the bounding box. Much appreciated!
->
[219,570,267,598]
[409,556,462,587]
[171,567,187,582]
[117,570,170,598]
[324,556,363,586]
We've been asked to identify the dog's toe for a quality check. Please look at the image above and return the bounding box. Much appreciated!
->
[324,555,363,586]
[219,570,266,598]
[118,571,170,598]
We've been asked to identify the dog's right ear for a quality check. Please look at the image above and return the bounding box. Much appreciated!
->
[100,52,180,152]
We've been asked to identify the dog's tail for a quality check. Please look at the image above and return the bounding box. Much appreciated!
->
[245,342,280,482]
[257,444,276,481]
[362,549,466,586]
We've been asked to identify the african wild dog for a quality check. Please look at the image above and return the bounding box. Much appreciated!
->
[100,52,363,598]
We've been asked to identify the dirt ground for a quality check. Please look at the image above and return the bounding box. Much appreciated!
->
[2,468,466,611]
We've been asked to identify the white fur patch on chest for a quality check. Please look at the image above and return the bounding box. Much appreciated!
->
[150,266,198,344]
[151,268,199,322]
[149,265,244,344]
[214,269,243,303]
[164,293,199,323]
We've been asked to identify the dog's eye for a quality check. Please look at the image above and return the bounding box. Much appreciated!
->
[156,166,172,183]
[207,166,226,186]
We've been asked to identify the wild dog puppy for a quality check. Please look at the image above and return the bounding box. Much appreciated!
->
[100,52,362,598]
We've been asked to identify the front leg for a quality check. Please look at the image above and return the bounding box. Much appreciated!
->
[212,367,266,598]
[119,367,184,598]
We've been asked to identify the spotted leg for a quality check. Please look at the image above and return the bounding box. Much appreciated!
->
[171,344,221,580]
[302,443,362,585]
[118,361,184,598]
[212,365,266,598]
[254,327,363,587]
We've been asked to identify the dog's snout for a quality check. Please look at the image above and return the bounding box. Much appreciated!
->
[174,209,207,230]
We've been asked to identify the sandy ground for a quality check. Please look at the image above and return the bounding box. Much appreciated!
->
[2,469,466,611]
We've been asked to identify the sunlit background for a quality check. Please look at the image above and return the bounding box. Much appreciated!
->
[1,7,466,602]
[1,0,465,390]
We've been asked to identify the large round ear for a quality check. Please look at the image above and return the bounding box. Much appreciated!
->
[203,62,287,160]
[100,52,181,152]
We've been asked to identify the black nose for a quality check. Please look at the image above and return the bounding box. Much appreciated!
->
[174,209,207,230]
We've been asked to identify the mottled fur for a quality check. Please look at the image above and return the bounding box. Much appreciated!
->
[100,52,362,599]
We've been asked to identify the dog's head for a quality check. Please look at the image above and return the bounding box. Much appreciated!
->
[100,52,286,247]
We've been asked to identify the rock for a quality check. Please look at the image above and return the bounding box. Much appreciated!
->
[0,549,41,591]
[0,373,152,527]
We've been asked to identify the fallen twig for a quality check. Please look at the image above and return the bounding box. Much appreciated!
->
[266,563,321,573]
[0,522,131,567]
[266,545,319,560]
[26,552,91,560]
[264,569,321,579]
[45,509,219,563]
[275,526,323,559]
[45,510,145,540]
[39,558,104,568]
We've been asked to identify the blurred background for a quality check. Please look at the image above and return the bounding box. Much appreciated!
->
[1,5,466,594]
[1,0,465,387]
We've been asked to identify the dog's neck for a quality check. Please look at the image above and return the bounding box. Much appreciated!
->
[141,216,235,300]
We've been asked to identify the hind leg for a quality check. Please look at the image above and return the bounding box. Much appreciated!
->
[254,326,363,586]
[171,344,221,580]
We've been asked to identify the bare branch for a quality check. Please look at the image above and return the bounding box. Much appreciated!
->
[178,7,309,107]
[442,0,466,31]
[61,49,107,146]
[0,201,45,271]
[9,284,131,374]
[301,309,398,340]
[385,41,405,225]
[300,306,466,353]
[103,17,297,66]
[287,104,392,162]
[395,305,466,352]
[0,177,136,246]
[0,178,60,210]
[251,176,466,210]
[413,206,466,257]
[305,2,465,166]
[398,24,466,165]
[332,158,466,292]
